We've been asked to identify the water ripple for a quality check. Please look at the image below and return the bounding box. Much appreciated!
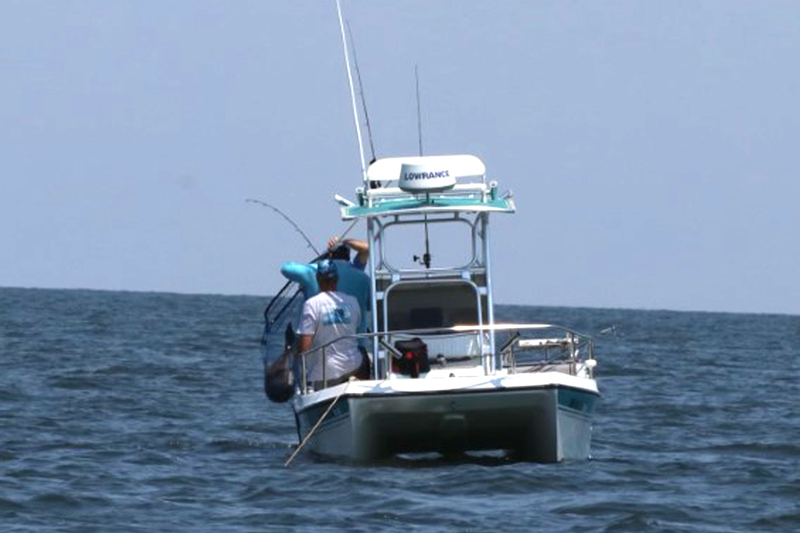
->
[1,288,798,532]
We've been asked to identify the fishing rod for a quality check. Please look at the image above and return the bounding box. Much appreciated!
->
[247,197,317,331]
[247,197,355,319]
[246,199,320,256]
[346,20,376,165]
[336,0,367,183]
[261,217,360,332]
[413,209,432,269]
[416,64,423,158]
[422,214,432,269]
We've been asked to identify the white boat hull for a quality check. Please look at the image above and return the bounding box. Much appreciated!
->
[293,375,598,463]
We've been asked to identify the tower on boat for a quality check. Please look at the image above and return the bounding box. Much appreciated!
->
[352,154,511,373]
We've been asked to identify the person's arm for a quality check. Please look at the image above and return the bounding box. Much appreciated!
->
[296,300,316,363]
[328,236,369,266]
[294,334,313,381]
[346,238,369,266]
[281,262,312,283]
[297,334,313,355]
[280,262,319,297]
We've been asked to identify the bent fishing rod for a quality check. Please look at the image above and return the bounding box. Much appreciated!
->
[265,222,359,332]
[245,199,321,256]
[247,198,358,326]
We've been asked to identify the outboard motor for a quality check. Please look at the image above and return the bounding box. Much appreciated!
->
[392,338,430,378]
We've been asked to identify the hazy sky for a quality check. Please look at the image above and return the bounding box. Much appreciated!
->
[2,0,799,315]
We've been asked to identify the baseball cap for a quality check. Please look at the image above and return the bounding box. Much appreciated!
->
[316,259,339,280]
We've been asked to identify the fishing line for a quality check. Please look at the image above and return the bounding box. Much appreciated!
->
[285,380,351,467]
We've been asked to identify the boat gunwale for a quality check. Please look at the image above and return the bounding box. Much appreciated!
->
[293,379,601,417]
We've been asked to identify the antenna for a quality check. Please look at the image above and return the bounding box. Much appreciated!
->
[415,65,431,267]
[415,64,423,156]
[346,21,377,165]
[336,0,367,182]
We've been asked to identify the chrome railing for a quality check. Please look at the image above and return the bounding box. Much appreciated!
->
[293,324,597,394]
[499,327,596,378]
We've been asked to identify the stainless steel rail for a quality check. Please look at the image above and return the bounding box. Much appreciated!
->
[293,323,596,393]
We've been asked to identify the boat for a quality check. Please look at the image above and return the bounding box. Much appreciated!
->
[262,1,599,464]
[266,154,599,463]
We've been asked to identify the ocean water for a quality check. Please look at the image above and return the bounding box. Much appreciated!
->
[1,287,798,532]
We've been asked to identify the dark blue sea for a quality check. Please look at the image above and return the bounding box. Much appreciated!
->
[1,287,798,532]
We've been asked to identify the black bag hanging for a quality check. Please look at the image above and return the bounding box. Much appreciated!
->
[265,348,295,403]
[264,324,298,403]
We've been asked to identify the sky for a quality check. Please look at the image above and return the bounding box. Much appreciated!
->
[2,0,799,315]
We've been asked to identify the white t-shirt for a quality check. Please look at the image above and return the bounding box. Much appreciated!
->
[298,291,362,383]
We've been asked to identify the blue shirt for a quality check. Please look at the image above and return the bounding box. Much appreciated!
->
[351,255,367,271]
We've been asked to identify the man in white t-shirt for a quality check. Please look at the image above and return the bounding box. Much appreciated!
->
[297,259,367,389]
